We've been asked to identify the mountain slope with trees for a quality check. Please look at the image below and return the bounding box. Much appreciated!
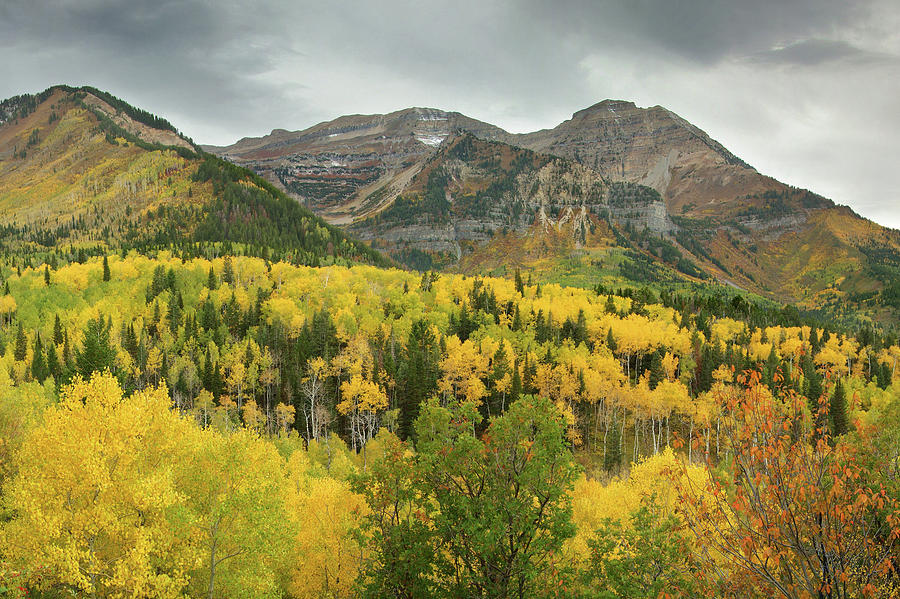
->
[210,101,900,323]
[0,86,388,268]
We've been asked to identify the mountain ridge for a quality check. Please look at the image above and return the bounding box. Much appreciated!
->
[207,98,900,322]
[2,84,898,322]
[0,85,389,268]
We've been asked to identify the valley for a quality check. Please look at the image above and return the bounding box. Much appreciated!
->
[0,85,897,599]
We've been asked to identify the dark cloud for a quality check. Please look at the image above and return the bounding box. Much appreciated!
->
[0,0,898,228]
[746,38,899,66]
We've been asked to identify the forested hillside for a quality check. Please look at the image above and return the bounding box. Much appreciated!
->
[0,253,897,597]
[0,86,387,268]
[0,85,898,599]
[211,101,900,324]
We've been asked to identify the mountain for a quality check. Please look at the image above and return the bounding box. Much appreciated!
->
[346,133,681,274]
[204,108,507,224]
[209,102,900,322]
[0,86,387,267]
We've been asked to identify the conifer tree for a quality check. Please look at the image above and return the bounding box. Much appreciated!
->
[648,351,664,390]
[44,265,50,286]
[207,266,217,290]
[31,334,47,381]
[830,379,848,436]
[222,255,234,285]
[877,362,892,390]
[606,327,618,353]
[102,255,111,281]
[53,314,64,345]
[605,294,617,314]
[46,342,61,380]
[168,292,183,333]
[75,314,116,377]
[14,322,27,361]
[764,345,780,388]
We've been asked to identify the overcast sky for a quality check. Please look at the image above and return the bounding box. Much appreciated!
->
[2,0,899,228]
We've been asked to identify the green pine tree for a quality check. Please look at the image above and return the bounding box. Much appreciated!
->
[14,322,27,362]
[46,342,61,380]
[53,314,64,345]
[102,255,111,281]
[830,379,849,436]
[31,334,47,382]
[222,256,234,285]
[648,351,664,390]
[75,314,116,378]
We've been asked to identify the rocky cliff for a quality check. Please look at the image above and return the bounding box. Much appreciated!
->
[207,100,900,320]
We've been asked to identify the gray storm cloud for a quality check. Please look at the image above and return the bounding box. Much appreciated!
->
[1,0,898,228]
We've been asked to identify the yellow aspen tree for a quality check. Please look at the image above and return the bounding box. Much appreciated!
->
[438,335,489,404]
[179,428,291,599]
[338,374,388,454]
[283,450,367,599]
[2,372,197,598]
[241,399,265,434]
[194,389,215,428]
[274,402,296,434]
[301,356,329,442]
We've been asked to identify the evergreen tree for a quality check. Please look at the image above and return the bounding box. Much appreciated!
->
[514,268,524,295]
[606,327,618,353]
[167,292,183,333]
[764,345,780,388]
[200,298,219,332]
[398,319,438,441]
[44,265,50,286]
[801,355,826,434]
[605,295,617,314]
[31,333,47,381]
[102,255,111,281]
[830,379,849,437]
[487,343,510,416]
[53,314,64,345]
[222,255,234,285]
[75,314,116,378]
[877,362,892,390]
[511,305,521,331]
[46,342,61,380]
[121,323,139,359]
[207,266,217,290]
[14,322,27,362]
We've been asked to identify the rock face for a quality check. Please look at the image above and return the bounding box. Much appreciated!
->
[206,106,679,267]
[205,108,507,223]
[207,98,826,228]
[490,100,812,222]
[495,100,751,212]
[208,100,900,317]
[343,133,675,269]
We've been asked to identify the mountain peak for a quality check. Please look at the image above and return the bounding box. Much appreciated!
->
[572,99,638,118]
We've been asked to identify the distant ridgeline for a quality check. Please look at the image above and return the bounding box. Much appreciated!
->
[0,86,390,269]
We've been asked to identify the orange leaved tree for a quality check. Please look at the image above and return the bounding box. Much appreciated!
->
[673,370,900,599]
